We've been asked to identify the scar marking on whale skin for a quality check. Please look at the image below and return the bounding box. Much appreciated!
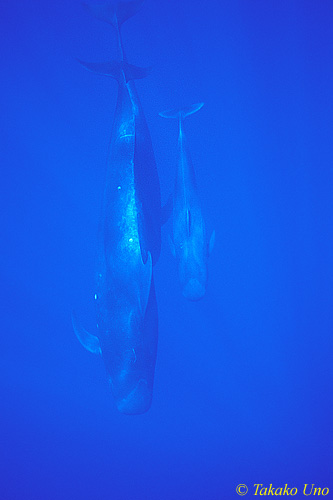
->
[119,133,135,141]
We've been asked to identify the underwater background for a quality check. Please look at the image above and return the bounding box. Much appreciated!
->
[1,0,333,498]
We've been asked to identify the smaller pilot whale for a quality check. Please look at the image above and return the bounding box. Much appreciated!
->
[159,103,215,301]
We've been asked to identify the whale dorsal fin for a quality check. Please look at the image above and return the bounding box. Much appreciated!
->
[139,251,153,316]
[208,230,216,256]
[136,211,149,264]
[186,209,192,237]
[168,234,176,258]
[161,194,173,226]
[71,311,101,355]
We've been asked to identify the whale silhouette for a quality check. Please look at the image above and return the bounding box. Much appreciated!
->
[160,103,215,301]
[73,0,160,414]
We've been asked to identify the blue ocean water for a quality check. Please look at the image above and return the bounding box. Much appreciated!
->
[1,0,333,498]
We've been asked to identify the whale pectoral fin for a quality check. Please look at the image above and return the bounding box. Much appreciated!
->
[161,194,173,226]
[208,230,216,257]
[139,251,153,316]
[168,234,176,258]
[71,311,101,355]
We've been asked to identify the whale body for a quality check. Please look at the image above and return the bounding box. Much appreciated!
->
[160,103,215,301]
[73,0,160,414]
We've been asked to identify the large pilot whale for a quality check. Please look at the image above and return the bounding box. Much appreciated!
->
[159,103,215,301]
[73,0,161,414]
[81,0,162,264]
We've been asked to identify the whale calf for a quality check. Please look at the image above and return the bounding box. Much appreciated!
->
[160,103,215,301]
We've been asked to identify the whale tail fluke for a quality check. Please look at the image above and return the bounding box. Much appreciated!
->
[77,59,150,82]
[159,102,204,120]
[82,0,145,28]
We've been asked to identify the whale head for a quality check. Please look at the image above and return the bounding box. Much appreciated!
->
[100,306,157,415]
[182,278,206,301]
[178,247,207,301]
[102,338,155,415]
[115,378,152,415]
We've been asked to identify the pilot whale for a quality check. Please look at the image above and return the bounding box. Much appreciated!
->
[73,0,160,414]
[159,103,215,301]
[82,0,162,264]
